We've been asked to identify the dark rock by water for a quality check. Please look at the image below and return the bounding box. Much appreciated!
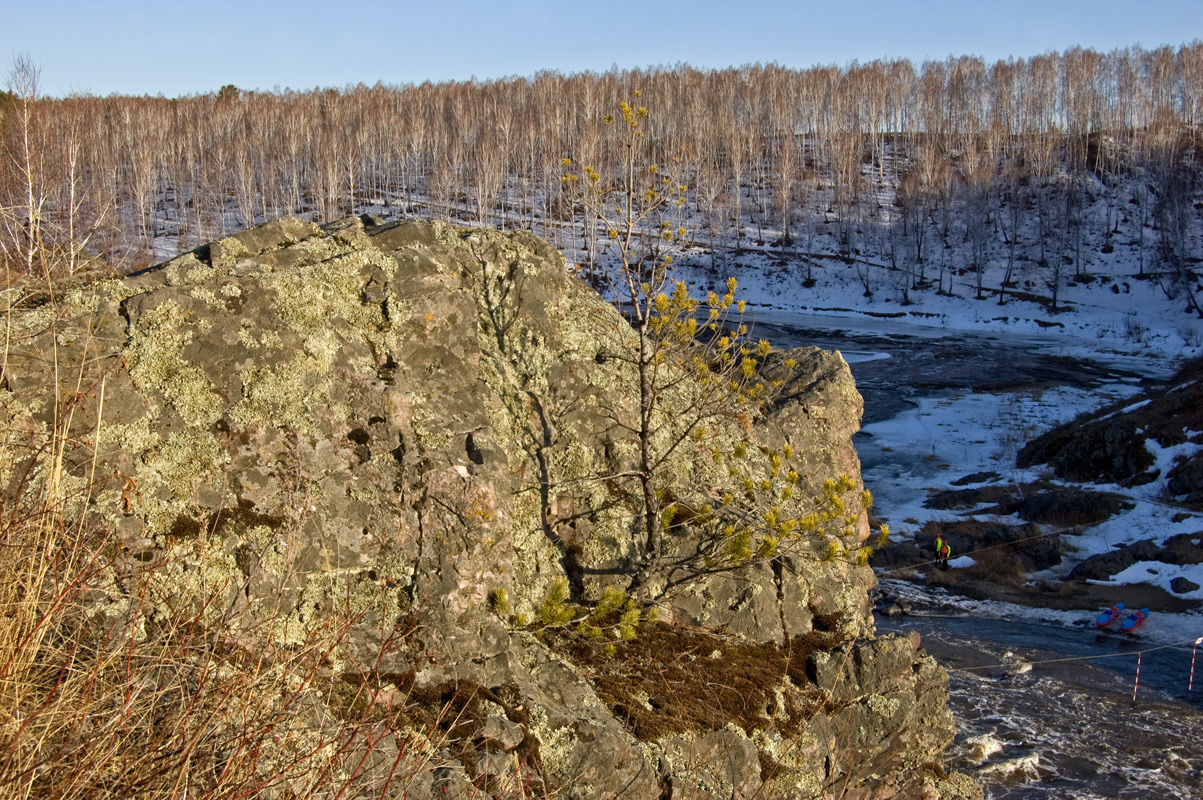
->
[1069,532,1203,582]
[1017,358,1203,501]
[1172,576,1201,594]
[917,519,1061,573]
[924,484,1131,527]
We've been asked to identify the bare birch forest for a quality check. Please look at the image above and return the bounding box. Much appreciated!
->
[2,44,1202,308]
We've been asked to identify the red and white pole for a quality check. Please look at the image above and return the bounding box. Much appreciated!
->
[1191,638,1201,692]
[1133,652,1142,703]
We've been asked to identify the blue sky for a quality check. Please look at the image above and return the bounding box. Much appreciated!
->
[5,0,1202,97]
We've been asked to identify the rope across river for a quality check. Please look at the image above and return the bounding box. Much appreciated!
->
[946,636,1202,674]
[873,544,1203,699]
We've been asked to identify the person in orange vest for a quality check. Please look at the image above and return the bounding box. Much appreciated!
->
[935,536,951,569]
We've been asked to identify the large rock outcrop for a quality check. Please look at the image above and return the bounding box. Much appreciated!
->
[1,217,977,798]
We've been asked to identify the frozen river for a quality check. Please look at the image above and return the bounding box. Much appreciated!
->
[754,310,1203,799]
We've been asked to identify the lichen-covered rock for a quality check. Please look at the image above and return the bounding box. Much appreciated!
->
[0,217,976,799]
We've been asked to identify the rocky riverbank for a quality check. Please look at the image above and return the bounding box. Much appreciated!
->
[866,354,1203,623]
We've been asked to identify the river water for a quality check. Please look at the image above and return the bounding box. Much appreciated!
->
[753,312,1203,799]
[878,588,1203,799]
[751,311,1153,425]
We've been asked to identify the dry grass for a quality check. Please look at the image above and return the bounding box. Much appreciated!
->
[0,263,452,800]
[925,545,1030,590]
[546,620,848,742]
[0,435,448,800]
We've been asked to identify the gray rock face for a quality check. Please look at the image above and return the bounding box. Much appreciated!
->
[1,217,976,799]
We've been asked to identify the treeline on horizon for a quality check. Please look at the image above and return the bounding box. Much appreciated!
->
[2,42,1202,301]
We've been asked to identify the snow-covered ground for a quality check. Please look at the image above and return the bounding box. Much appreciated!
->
[656,238,1203,645]
[667,238,1203,364]
[854,366,1203,644]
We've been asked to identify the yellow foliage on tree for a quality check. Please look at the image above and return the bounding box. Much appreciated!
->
[563,98,875,600]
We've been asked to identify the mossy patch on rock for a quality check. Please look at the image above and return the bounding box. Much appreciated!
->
[548,621,847,741]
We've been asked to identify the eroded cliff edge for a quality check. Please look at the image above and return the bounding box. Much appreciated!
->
[1,217,979,799]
